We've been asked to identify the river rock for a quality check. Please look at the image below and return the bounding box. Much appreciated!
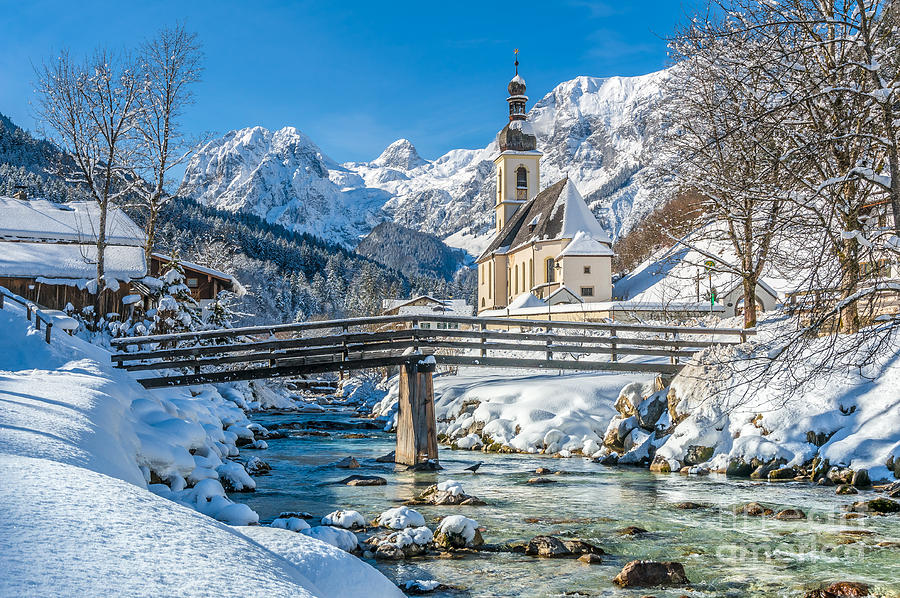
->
[735,502,774,516]
[335,456,360,469]
[848,498,900,514]
[804,581,870,597]
[673,502,706,510]
[579,553,602,564]
[434,515,483,549]
[246,456,271,475]
[768,467,797,481]
[851,469,870,488]
[524,536,572,557]
[375,451,395,463]
[527,477,556,485]
[535,467,552,475]
[725,458,755,478]
[636,391,668,431]
[563,539,605,556]
[409,482,486,506]
[775,508,807,520]
[612,560,689,587]
[750,459,785,480]
[886,482,900,498]
[683,445,714,466]
[374,543,405,560]
[617,526,648,536]
[339,475,387,486]
[649,456,675,473]
[836,484,858,495]
[828,467,854,485]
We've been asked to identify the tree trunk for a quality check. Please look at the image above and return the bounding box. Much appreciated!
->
[742,276,757,329]
[838,236,861,334]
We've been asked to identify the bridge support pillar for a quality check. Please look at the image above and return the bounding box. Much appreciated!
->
[395,356,438,467]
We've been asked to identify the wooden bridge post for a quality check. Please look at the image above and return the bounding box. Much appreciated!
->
[395,356,438,467]
[610,326,617,362]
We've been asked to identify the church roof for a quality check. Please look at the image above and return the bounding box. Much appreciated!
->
[478,178,611,261]
[556,231,615,258]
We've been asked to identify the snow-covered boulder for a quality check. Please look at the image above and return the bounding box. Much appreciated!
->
[271,516,312,532]
[377,506,426,529]
[434,515,483,549]
[322,510,366,529]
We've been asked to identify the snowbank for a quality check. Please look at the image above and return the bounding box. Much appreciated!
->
[238,527,405,598]
[656,320,900,481]
[374,370,653,455]
[0,298,401,595]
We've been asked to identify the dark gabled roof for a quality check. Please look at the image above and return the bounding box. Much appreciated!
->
[478,178,611,261]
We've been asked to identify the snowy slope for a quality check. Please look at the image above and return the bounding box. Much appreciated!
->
[178,126,390,247]
[180,70,673,255]
[0,299,404,597]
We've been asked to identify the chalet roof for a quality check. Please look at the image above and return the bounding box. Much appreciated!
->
[0,196,145,246]
[151,253,235,284]
[0,241,146,281]
[478,179,611,261]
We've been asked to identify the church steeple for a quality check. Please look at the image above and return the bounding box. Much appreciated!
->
[492,51,541,233]
[507,49,527,122]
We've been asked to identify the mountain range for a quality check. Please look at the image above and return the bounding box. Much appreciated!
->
[178,69,672,257]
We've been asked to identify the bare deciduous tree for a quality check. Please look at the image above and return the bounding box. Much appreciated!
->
[35,49,143,312]
[135,24,204,263]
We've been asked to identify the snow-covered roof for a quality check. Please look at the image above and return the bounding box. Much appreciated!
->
[151,253,235,283]
[613,226,781,305]
[382,296,473,317]
[557,231,615,258]
[0,241,147,281]
[548,285,583,305]
[382,295,444,311]
[507,292,546,310]
[0,196,145,246]
[479,178,611,260]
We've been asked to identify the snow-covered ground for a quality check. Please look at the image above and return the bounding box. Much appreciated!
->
[369,313,900,484]
[0,298,403,597]
[656,316,900,482]
[372,368,656,456]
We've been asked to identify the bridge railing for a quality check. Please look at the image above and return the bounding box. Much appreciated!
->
[110,314,755,388]
[0,285,79,344]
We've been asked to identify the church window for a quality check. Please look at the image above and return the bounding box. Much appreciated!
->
[545,257,555,283]
[516,166,527,200]
[529,259,533,289]
[514,264,519,294]
[488,262,492,298]
[521,265,526,292]
[583,265,591,274]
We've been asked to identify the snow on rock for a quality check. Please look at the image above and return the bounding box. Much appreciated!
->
[436,480,466,496]
[215,459,256,492]
[656,318,900,481]
[272,516,312,532]
[435,515,482,549]
[300,525,359,552]
[322,509,367,529]
[377,506,427,529]
[238,526,405,598]
[376,371,654,456]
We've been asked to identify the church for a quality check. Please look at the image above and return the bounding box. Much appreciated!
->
[476,62,614,314]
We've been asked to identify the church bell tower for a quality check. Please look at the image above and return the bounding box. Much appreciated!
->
[494,51,541,233]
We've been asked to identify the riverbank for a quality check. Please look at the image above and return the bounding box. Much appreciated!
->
[0,298,403,597]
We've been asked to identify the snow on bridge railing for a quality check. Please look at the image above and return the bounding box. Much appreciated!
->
[0,285,80,343]
[109,313,756,349]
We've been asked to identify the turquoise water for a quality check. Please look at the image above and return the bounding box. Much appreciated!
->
[240,407,900,597]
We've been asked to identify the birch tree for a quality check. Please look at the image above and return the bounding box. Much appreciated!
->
[35,49,143,311]
[134,24,204,263]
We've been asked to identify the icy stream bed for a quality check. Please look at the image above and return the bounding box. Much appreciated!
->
[241,408,900,597]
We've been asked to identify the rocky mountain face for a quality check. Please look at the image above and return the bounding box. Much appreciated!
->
[179,69,672,256]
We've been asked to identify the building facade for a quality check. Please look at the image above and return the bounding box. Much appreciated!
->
[476,63,614,314]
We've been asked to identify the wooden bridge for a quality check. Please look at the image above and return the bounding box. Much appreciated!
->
[110,314,753,467]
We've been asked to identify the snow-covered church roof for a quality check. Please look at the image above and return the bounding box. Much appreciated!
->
[557,230,615,258]
[479,178,611,260]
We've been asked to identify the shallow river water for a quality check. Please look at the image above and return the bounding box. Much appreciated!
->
[240,407,900,597]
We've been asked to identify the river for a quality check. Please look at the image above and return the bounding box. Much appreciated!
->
[239,406,900,597]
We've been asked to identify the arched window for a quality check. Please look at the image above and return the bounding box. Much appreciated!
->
[545,257,555,283]
[529,259,533,289]
[521,265,525,292]
[498,169,502,200]
[516,166,527,200]
[514,264,519,294]
[481,297,485,308]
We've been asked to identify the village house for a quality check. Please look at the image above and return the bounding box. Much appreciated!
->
[476,64,615,316]
[381,295,473,329]
[0,193,239,317]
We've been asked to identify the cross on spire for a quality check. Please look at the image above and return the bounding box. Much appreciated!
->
[514,49,519,75]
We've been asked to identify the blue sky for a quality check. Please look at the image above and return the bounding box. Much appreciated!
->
[1,0,702,163]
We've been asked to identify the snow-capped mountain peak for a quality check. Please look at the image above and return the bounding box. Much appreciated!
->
[179,69,675,255]
[373,138,428,171]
